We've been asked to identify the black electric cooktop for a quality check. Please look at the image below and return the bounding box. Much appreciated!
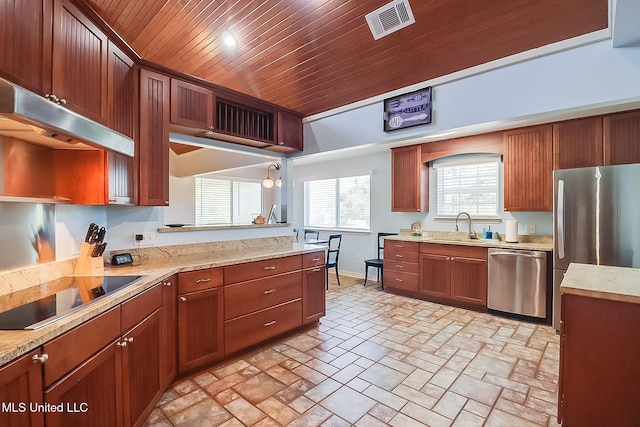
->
[0,275,145,330]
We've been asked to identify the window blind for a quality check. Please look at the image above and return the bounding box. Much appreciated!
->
[196,177,262,225]
[436,156,499,216]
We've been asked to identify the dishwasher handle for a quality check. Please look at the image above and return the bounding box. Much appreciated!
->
[489,251,545,259]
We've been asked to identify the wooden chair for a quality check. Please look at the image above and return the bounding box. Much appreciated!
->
[364,232,398,289]
[325,234,342,289]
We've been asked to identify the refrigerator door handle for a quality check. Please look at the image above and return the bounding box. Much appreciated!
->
[557,179,565,259]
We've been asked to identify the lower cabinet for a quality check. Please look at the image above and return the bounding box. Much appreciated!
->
[302,252,326,325]
[0,349,45,427]
[419,243,488,308]
[41,283,164,427]
[177,268,224,373]
[383,240,488,310]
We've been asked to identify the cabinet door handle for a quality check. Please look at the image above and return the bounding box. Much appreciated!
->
[164,281,172,286]
[116,341,127,348]
[264,321,277,327]
[126,337,134,344]
[196,278,211,283]
[32,353,48,364]
[264,266,276,270]
[264,289,276,295]
[180,296,187,302]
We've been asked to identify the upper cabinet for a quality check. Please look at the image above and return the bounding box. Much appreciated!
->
[170,78,214,131]
[268,111,304,153]
[0,0,52,94]
[603,110,640,165]
[391,145,428,212]
[139,68,170,206]
[52,0,108,124]
[553,117,603,169]
[504,125,553,211]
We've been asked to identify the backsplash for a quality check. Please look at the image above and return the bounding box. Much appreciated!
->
[0,202,55,271]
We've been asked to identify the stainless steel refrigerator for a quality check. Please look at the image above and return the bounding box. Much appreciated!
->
[553,164,640,329]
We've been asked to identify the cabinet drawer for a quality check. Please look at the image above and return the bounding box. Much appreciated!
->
[385,240,419,252]
[225,299,302,354]
[224,271,302,320]
[384,260,419,275]
[384,249,419,264]
[224,255,302,284]
[178,267,223,293]
[43,306,121,387]
[121,284,161,332]
[383,270,419,292]
[303,251,325,268]
[420,243,488,260]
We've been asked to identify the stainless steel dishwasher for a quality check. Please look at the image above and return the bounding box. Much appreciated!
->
[487,248,547,318]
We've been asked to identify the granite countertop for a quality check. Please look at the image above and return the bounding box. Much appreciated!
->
[561,263,640,305]
[0,240,325,366]
[385,231,554,252]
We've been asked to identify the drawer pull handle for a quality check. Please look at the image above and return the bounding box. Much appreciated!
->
[264,289,276,295]
[396,244,404,248]
[395,278,404,282]
[395,254,404,258]
[196,278,211,283]
[312,268,322,272]
[312,258,321,262]
[396,264,404,268]
[264,321,277,327]
[264,266,276,270]
[32,353,48,364]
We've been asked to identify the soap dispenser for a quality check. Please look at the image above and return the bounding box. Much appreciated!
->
[487,226,493,240]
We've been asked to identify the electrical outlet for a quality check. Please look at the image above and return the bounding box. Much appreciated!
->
[133,232,154,246]
[525,224,536,234]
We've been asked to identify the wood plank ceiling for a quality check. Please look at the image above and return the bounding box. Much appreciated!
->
[85,0,607,117]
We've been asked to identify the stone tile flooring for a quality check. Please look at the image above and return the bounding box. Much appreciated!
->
[145,280,560,426]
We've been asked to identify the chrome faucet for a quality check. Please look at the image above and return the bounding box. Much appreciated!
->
[455,212,477,239]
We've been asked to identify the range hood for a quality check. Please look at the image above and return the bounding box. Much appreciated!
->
[0,78,134,157]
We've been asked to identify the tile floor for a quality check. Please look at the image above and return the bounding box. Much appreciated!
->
[145,278,560,427]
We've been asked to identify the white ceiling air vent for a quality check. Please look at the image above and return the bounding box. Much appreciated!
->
[365,0,416,40]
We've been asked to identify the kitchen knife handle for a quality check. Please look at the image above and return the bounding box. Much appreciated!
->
[557,179,565,259]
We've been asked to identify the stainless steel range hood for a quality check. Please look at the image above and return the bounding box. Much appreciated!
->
[0,78,134,157]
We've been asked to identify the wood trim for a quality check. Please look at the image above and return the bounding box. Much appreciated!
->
[421,132,503,163]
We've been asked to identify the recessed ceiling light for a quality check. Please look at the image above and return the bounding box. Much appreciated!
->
[222,31,238,50]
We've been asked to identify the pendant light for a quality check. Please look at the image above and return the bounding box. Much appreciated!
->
[263,163,281,188]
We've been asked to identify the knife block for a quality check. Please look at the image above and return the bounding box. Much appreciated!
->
[74,242,104,275]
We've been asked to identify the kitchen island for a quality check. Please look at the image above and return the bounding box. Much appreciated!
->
[0,236,327,427]
[558,263,640,427]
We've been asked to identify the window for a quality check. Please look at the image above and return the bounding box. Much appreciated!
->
[195,177,262,225]
[435,155,500,216]
[304,175,370,231]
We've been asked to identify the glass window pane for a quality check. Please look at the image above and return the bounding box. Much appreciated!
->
[436,160,499,216]
[304,175,370,231]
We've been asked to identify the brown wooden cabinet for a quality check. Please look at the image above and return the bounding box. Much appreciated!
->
[160,276,177,390]
[51,0,108,124]
[383,241,420,292]
[391,145,428,212]
[0,349,45,427]
[553,116,603,169]
[503,125,553,211]
[302,251,326,325]
[43,284,163,427]
[558,294,640,427]
[0,0,52,95]
[266,111,303,153]
[177,268,224,373]
[139,68,170,206]
[418,243,488,309]
[170,78,214,131]
[603,109,640,165]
